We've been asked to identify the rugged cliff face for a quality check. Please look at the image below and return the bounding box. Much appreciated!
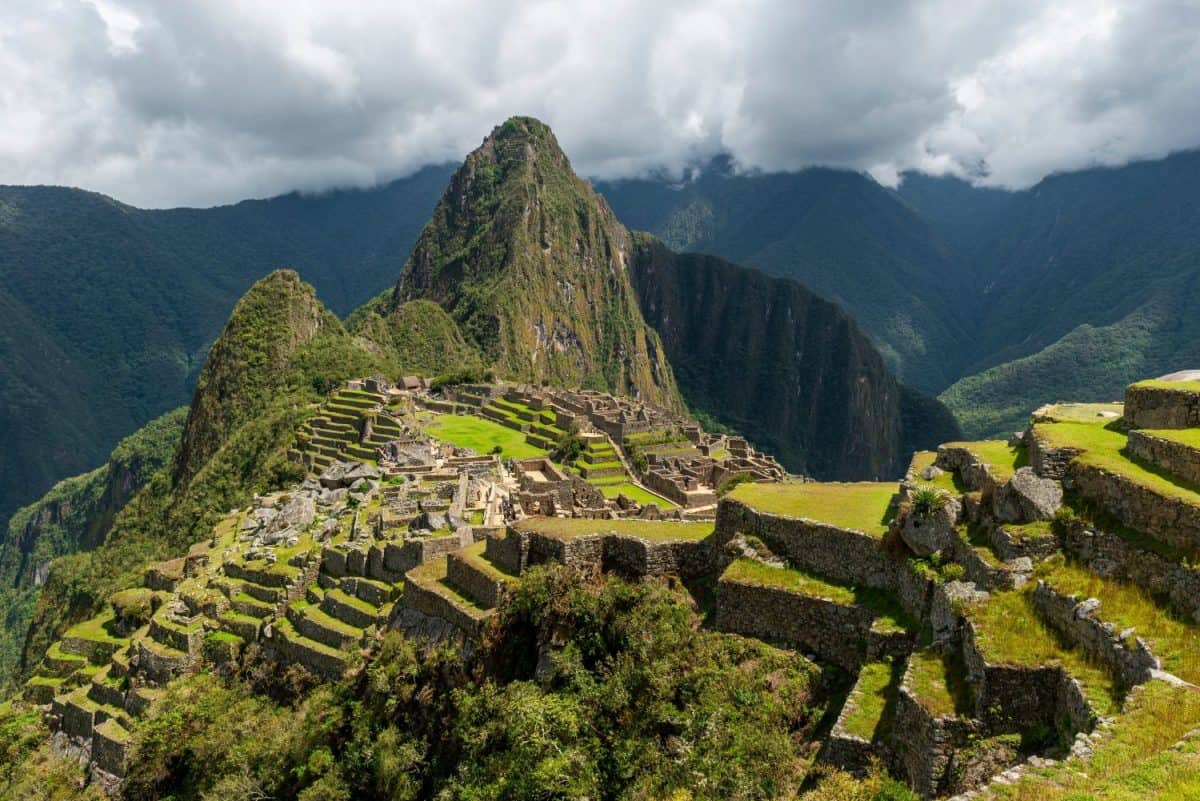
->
[393,117,680,408]
[628,235,961,479]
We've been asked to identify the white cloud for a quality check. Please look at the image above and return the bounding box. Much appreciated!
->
[0,0,1197,206]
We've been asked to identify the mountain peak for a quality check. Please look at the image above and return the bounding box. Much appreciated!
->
[393,119,680,407]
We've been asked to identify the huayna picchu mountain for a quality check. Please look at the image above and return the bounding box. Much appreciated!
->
[392,117,681,409]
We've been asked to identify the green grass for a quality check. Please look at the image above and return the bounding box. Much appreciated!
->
[425,413,547,459]
[908,451,966,494]
[907,650,971,718]
[943,439,1028,482]
[1037,420,1200,508]
[514,517,713,541]
[1129,379,1200,393]
[1142,428,1200,449]
[1034,402,1126,424]
[459,540,519,581]
[988,680,1200,801]
[1036,558,1200,684]
[841,660,901,740]
[965,588,1120,716]
[728,482,897,537]
[63,610,126,645]
[722,559,913,632]
[596,482,678,509]
[999,520,1054,540]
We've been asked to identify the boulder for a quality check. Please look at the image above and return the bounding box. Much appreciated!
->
[899,497,962,557]
[920,465,945,481]
[319,462,352,489]
[992,467,1063,522]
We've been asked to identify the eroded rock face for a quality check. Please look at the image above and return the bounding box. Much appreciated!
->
[993,468,1063,522]
[899,498,962,557]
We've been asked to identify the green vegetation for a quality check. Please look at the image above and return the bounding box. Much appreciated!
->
[1142,428,1200,449]
[943,439,1027,481]
[906,650,970,718]
[0,406,185,687]
[910,485,950,516]
[595,482,677,509]
[729,482,897,537]
[1129,379,1200,393]
[965,588,1120,716]
[1035,402,1126,424]
[988,680,1200,800]
[9,568,825,800]
[841,660,902,740]
[424,414,548,459]
[514,517,713,542]
[723,559,913,632]
[1037,420,1200,508]
[1036,558,1200,684]
[908,451,965,494]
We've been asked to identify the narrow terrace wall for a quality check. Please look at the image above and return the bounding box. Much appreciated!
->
[1059,520,1200,622]
[1126,430,1200,487]
[1024,428,1083,481]
[1068,461,1200,552]
[1031,582,1158,687]
[1125,385,1200,429]
[715,500,894,590]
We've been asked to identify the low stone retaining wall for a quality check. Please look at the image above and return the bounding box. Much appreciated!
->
[601,535,717,580]
[91,721,128,777]
[1125,384,1200,429]
[714,578,904,670]
[446,554,511,609]
[893,669,982,798]
[1059,520,1200,622]
[1025,428,1083,481]
[715,500,893,590]
[961,621,1093,736]
[380,535,466,575]
[1127,430,1200,487]
[401,579,487,640]
[936,446,998,495]
[990,524,1061,562]
[491,527,720,581]
[1031,582,1158,687]
[1069,460,1200,552]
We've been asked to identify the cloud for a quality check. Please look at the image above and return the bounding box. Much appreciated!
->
[0,0,1197,206]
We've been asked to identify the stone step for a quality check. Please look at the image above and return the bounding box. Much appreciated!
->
[578,463,625,480]
[402,557,492,640]
[444,541,519,610]
[218,610,262,641]
[321,588,383,629]
[823,659,904,773]
[24,675,65,705]
[41,642,88,677]
[341,576,400,607]
[125,685,160,718]
[271,618,349,679]
[230,591,275,619]
[133,637,191,685]
[288,602,363,651]
[148,616,202,655]
[92,717,131,778]
[87,665,126,710]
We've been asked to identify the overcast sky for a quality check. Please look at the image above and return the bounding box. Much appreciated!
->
[2,0,1199,208]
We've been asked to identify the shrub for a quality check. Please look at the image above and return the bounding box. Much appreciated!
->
[911,485,950,517]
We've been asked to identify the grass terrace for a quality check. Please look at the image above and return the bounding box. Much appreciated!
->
[944,439,1028,482]
[1141,428,1200,450]
[908,451,966,494]
[1034,402,1125,424]
[907,650,971,718]
[723,559,913,632]
[965,588,1120,716]
[1037,420,1200,508]
[513,517,714,542]
[425,414,548,459]
[841,660,901,740]
[728,482,897,537]
[64,610,127,648]
[988,680,1200,801]
[595,482,678,509]
[1036,558,1200,684]
[1129,379,1200,393]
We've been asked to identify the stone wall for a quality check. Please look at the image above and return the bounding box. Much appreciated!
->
[715,500,894,590]
[601,535,718,580]
[1059,520,1200,623]
[1125,384,1200,429]
[936,446,998,494]
[446,553,511,609]
[990,525,1061,562]
[1068,460,1200,552]
[714,577,893,670]
[380,534,466,576]
[892,668,981,798]
[400,579,487,639]
[1127,430,1200,486]
[1025,428,1083,481]
[1031,582,1158,687]
[490,526,721,581]
[961,620,1093,737]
